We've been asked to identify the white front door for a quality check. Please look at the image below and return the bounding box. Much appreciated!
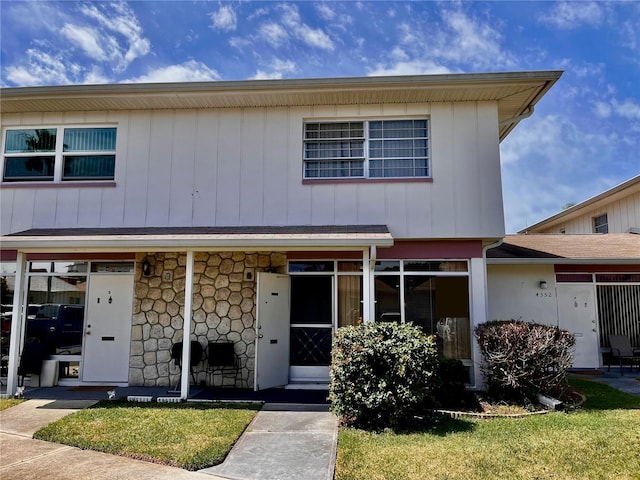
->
[82,274,134,383]
[557,284,600,369]
[254,273,290,390]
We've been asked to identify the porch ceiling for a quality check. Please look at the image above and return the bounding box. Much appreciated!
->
[0,225,394,252]
[0,71,562,142]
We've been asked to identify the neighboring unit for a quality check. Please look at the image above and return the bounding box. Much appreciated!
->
[0,71,561,396]
[488,175,640,370]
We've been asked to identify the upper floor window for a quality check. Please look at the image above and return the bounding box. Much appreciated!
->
[303,119,429,179]
[593,214,608,234]
[2,127,116,182]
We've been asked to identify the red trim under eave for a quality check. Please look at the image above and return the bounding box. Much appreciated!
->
[287,251,363,260]
[0,250,18,261]
[26,252,136,261]
[377,240,483,259]
[555,264,640,273]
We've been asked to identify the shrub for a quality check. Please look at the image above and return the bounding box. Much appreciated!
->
[329,322,439,429]
[433,358,475,409]
[474,320,575,401]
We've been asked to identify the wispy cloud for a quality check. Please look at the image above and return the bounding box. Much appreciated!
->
[4,48,77,86]
[538,1,606,29]
[251,59,296,80]
[123,60,220,83]
[210,4,237,32]
[279,4,335,51]
[260,23,289,48]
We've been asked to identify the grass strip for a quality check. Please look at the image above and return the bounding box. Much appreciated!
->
[0,398,25,411]
[34,400,259,470]
[336,378,640,480]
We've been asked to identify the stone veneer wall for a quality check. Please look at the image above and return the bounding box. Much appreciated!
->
[130,251,287,388]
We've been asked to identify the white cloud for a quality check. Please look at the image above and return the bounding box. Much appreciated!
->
[612,99,640,120]
[316,4,337,21]
[251,59,296,80]
[123,60,220,83]
[260,23,289,48]
[280,4,335,51]
[4,49,75,86]
[61,24,108,61]
[210,5,237,32]
[435,9,517,70]
[594,102,612,118]
[367,60,452,77]
[538,1,605,29]
[79,2,150,71]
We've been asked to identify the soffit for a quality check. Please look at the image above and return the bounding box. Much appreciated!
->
[0,71,563,142]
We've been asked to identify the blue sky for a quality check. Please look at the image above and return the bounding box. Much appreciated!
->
[1,1,639,233]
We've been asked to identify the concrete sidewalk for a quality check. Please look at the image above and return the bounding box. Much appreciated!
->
[0,398,337,480]
[201,403,338,480]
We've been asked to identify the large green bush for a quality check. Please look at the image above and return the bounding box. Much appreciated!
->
[329,322,439,429]
[474,320,575,401]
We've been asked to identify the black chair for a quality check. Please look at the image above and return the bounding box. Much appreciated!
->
[170,341,203,390]
[18,339,47,387]
[207,342,240,387]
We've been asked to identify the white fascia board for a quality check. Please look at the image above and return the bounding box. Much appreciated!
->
[0,233,394,252]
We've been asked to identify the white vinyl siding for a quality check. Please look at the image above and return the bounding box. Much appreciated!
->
[1,102,504,239]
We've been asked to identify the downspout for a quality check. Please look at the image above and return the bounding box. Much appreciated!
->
[499,106,534,129]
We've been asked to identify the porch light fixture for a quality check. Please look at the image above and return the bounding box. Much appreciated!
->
[142,258,152,277]
[539,281,548,289]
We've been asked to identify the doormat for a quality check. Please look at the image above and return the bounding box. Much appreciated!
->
[68,386,116,391]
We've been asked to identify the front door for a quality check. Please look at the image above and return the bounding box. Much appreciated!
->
[289,276,333,383]
[82,274,134,383]
[255,273,290,390]
[557,284,599,369]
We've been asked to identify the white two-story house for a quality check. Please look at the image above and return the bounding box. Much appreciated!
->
[0,71,561,397]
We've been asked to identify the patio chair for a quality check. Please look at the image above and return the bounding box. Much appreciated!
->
[169,341,203,391]
[607,335,640,376]
[207,341,240,387]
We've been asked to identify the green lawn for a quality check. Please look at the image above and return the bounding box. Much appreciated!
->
[33,400,259,471]
[336,378,640,480]
[0,398,24,411]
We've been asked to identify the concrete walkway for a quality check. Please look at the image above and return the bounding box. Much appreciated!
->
[201,403,338,480]
[0,398,337,480]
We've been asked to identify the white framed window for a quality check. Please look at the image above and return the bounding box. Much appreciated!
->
[593,214,608,234]
[303,118,429,179]
[2,126,117,183]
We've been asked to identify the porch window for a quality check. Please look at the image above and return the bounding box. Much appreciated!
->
[374,260,471,362]
[2,126,117,183]
[303,119,429,179]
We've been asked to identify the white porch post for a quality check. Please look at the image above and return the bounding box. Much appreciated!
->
[6,252,26,395]
[180,250,195,400]
[470,256,488,389]
[361,248,371,322]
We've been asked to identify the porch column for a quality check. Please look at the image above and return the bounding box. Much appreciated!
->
[362,247,373,323]
[180,250,195,400]
[6,251,26,395]
[470,256,488,389]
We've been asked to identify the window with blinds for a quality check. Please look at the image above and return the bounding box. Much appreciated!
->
[2,126,117,182]
[303,119,429,179]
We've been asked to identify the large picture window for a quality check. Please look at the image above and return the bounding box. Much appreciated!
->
[303,119,429,179]
[2,126,117,182]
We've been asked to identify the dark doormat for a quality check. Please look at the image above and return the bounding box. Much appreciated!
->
[192,387,330,404]
[68,386,116,391]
